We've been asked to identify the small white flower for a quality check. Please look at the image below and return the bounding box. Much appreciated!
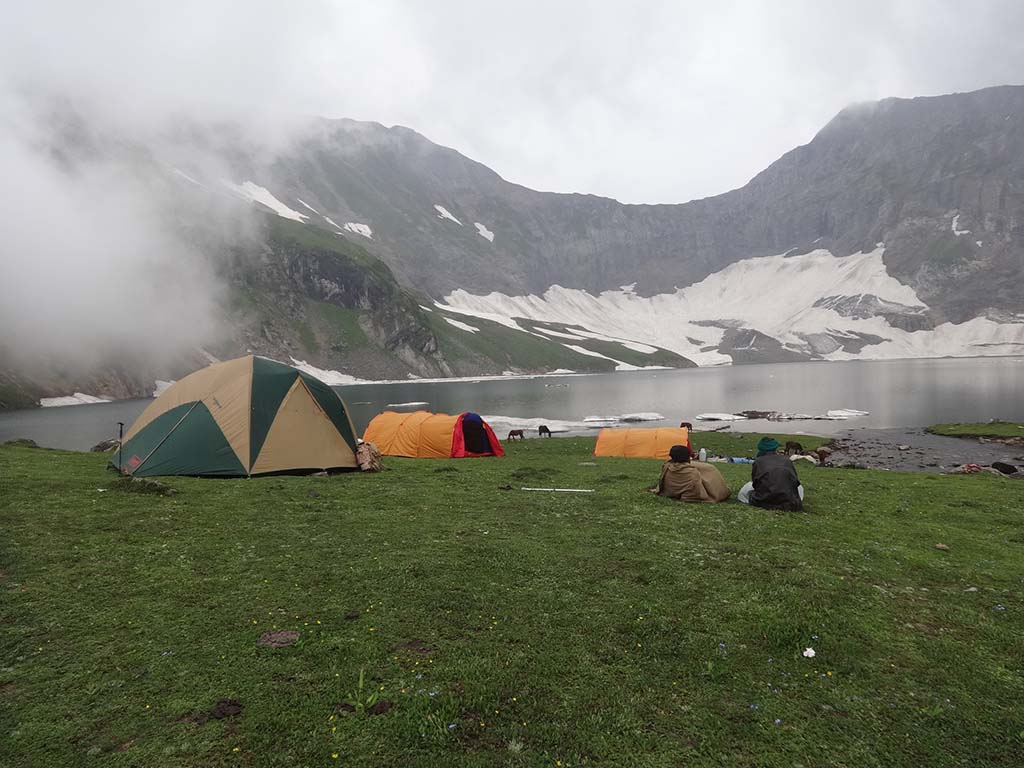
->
[802,647,816,658]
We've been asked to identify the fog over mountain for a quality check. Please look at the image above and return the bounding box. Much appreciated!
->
[2,2,1024,406]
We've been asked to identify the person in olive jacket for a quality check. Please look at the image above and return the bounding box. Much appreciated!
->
[737,437,804,511]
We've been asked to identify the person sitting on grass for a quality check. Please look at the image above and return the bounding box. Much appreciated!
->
[737,437,804,511]
[652,444,729,503]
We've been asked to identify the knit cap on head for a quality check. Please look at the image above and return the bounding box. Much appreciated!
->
[669,444,691,462]
[756,437,780,455]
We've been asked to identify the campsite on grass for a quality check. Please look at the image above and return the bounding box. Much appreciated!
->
[3,417,1024,766]
[7,6,1024,765]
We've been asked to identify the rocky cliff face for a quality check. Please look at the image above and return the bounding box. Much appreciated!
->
[258,85,1024,324]
[6,85,1024,407]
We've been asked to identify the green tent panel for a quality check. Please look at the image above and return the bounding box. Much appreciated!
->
[117,355,358,478]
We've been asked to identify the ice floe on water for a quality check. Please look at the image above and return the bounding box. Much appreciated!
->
[434,205,463,225]
[696,409,869,422]
[483,412,663,436]
[224,181,308,222]
[40,393,111,407]
[619,412,667,422]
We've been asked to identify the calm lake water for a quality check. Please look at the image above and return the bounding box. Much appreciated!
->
[2,357,1022,451]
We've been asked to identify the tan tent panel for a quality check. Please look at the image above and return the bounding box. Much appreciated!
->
[251,377,358,474]
[123,355,253,444]
[117,355,359,477]
[593,427,691,460]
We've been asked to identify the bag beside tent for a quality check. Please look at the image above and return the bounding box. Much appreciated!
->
[116,355,358,477]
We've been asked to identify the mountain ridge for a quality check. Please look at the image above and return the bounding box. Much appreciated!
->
[4,84,1024,407]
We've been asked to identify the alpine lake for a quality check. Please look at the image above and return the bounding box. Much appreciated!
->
[2,356,1022,450]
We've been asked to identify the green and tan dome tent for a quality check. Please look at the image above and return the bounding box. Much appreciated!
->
[117,355,358,477]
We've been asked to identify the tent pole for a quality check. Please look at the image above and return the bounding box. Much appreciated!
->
[117,422,124,474]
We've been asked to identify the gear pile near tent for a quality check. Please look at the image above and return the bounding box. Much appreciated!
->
[363,411,504,459]
[593,427,690,460]
[117,355,358,477]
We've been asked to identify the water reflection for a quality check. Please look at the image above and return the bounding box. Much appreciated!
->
[2,357,1021,450]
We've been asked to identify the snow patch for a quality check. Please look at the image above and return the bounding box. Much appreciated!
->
[474,222,495,242]
[560,344,668,372]
[696,413,747,421]
[343,222,373,239]
[975,240,983,248]
[40,393,111,407]
[444,317,480,334]
[439,245,1024,365]
[297,198,319,215]
[386,401,429,408]
[224,181,308,222]
[534,327,587,341]
[323,215,341,228]
[951,213,971,236]
[434,205,463,225]
[419,305,434,312]
[172,168,202,186]
[289,358,368,385]
[152,380,174,397]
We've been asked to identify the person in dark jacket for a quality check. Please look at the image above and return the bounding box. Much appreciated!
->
[737,437,804,511]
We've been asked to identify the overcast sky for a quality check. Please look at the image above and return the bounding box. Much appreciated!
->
[5,0,1024,204]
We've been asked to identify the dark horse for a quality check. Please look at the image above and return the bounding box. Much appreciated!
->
[538,425,552,437]
[507,430,525,442]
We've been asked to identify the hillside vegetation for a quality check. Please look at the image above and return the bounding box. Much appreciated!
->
[2,436,1022,767]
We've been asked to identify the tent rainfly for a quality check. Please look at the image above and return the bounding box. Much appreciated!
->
[363,411,504,458]
[593,427,691,460]
[117,355,358,477]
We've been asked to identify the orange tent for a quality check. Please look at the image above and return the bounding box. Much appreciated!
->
[363,411,504,459]
[593,427,690,460]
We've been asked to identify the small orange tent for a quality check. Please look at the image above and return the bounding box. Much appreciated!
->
[363,411,504,459]
[593,427,690,460]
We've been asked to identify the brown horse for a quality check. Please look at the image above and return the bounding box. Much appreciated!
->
[507,430,525,442]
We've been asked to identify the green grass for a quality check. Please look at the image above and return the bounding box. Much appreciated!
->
[312,303,369,349]
[928,422,1024,439]
[2,436,1023,767]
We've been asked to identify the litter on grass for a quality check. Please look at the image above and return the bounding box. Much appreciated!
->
[520,487,595,493]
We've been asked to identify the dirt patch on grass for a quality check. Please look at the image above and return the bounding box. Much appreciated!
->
[391,638,435,655]
[344,611,361,621]
[187,698,243,725]
[257,630,300,648]
[367,699,394,715]
[335,700,394,716]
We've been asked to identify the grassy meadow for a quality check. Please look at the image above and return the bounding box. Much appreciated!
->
[2,432,1023,767]
[927,422,1024,440]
